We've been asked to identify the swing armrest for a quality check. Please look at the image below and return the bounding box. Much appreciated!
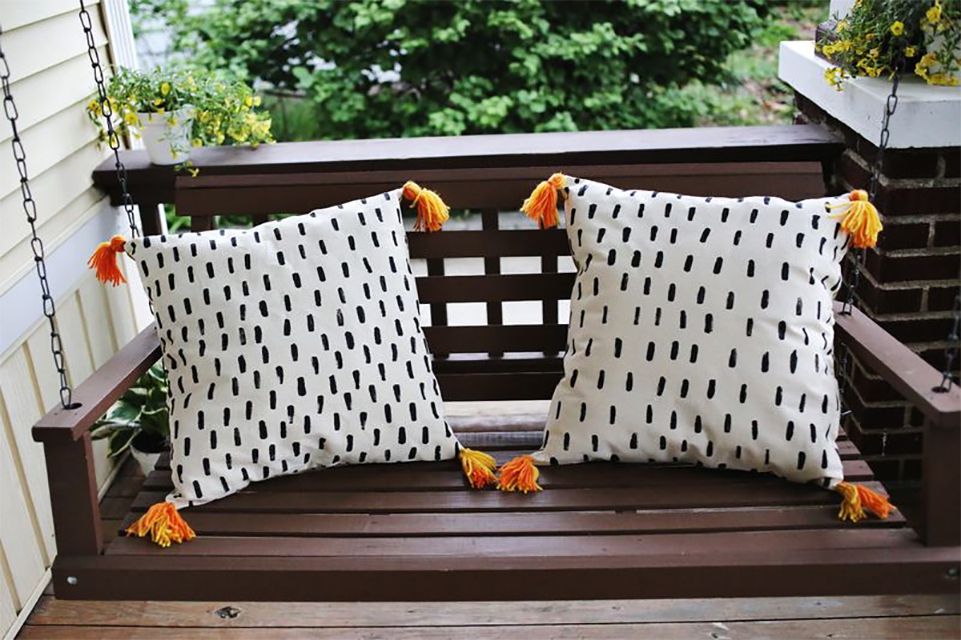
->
[32,325,162,443]
[833,302,960,429]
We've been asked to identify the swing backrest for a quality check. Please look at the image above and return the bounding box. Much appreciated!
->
[102,125,844,402]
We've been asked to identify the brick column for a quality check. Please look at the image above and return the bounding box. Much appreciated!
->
[795,93,960,482]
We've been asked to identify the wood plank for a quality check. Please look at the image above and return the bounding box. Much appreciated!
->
[425,324,567,354]
[118,505,904,540]
[140,457,877,494]
[439,371,562,401]
[408,229,569,259]
[49,543,961,600]
[174,163,825,217]
[97,125,840,208]
[127,481,890,515]
[0,396,46,606]
[19,616,961,639]
[76,277,118,369]
[25,594,961,627]
[417,273,574,303]
[0,350,56,559]
[105,528,918,558]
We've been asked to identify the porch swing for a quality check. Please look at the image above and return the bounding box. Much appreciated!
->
[8,2,961,601]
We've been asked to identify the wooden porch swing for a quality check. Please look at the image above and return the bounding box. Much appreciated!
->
[25,125,960,601]
[12,3,961,603]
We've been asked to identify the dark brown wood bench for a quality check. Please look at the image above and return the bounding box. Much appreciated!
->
[34,125,960,600]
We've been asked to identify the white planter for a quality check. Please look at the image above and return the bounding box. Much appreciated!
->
[130,444,162,475]
[138,108,193,165]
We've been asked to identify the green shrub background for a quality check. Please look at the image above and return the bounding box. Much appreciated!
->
[132,0,824,142]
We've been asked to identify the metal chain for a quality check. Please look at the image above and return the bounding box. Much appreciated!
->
[80,0,139,238]
[837,62,902,417]
[0,23,76,409]
[935,293,960,392]
[840,65,901,317]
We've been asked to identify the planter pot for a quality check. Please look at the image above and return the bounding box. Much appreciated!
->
[129,431,167,475]
[138,108,193,165]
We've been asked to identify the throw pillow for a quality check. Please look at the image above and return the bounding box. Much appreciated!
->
[496,173,891,524]
[89,182,497,546]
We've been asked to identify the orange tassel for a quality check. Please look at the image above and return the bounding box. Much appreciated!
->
[521,173,567,229]
[828,190,883,248]
[126,502,196,547]
[835,481,893,523]
[402,180,449,232]
[459,447,497,489]
[496,455,542,493]
[87,234,127,286]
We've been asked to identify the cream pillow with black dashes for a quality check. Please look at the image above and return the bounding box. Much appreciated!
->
[495,174,891,523]
[91,183,497,547]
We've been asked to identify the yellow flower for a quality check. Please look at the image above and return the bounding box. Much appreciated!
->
[123,111,139,126]
[928,72,959,86]
[244,95,254,108]
[927,1,942,24]
[191,138,203,148]
[87,99,101,115]
[252,95,262,107]
[869,48,880,59]
[905,46,917,57]
[824,66,846,90]
[919,52,938,68]
[153,97,164,107]
[160,82,171,96]
[890,21,904,36]
[836,19,849,32]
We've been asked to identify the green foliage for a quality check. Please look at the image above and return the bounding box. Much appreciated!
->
[87,66,273,151]
[132,0,768,138]
[91,364,169,458]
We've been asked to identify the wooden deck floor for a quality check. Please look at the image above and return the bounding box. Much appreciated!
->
[20,593,961,638]
[19,408,961,638]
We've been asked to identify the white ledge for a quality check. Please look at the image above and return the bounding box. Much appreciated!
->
[778,40,961,149]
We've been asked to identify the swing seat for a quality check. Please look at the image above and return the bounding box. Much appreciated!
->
[34,126,960,600]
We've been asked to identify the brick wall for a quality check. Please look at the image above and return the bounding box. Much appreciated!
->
[795,92,960,483]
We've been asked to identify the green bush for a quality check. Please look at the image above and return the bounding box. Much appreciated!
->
[133,0,768,139]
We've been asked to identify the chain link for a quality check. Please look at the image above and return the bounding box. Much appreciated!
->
[837,62,902,418]
[80,0,140,239]
[935,293,960,393]
[840,65,901,317]
[0,23,76,408]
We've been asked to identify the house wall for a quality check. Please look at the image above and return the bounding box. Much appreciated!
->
[0,2,148,637]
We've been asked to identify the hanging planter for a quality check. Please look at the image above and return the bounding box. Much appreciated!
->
[87,67,274,170]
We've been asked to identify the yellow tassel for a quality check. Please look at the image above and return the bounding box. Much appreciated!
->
[835,481,893,523]
[125,502,196,548]
[521,173,567,229]
[87,234,127,286]
[459,447,497,489]
[828,190,883,248]
[496,455,542,493]
[402,180,449,232]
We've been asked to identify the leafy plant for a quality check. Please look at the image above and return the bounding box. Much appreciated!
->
[91,364,170,458]
[130,0,768,138]
[86,66,273,155]
[820,0,960,89]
